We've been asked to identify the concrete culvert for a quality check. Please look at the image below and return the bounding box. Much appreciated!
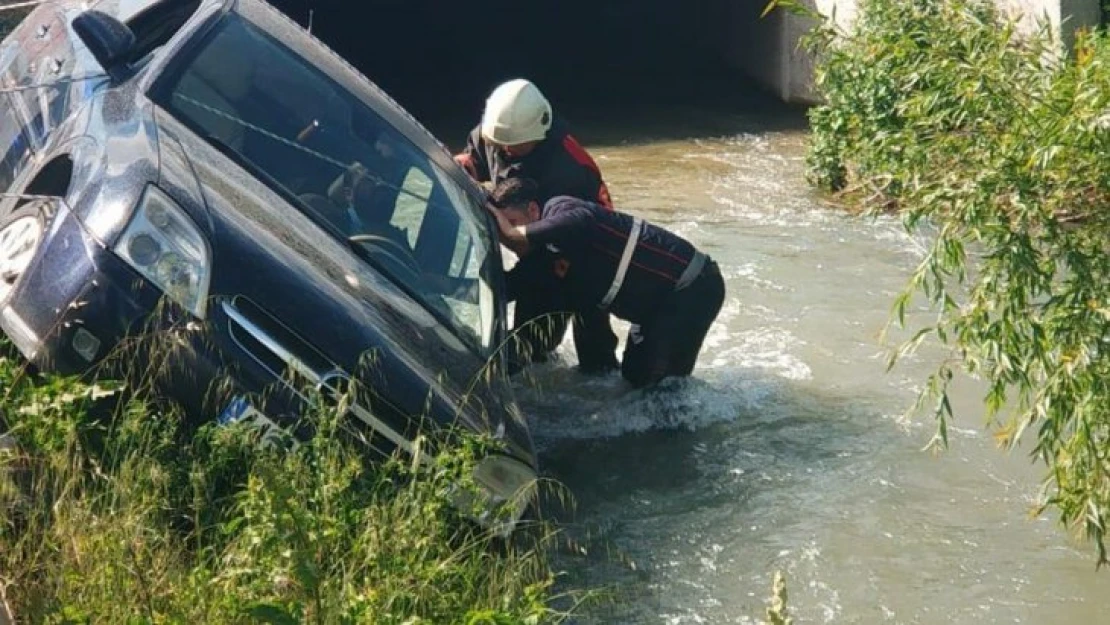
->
[264,0,802,139]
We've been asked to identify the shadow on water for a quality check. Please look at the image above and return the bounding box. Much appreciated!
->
[271,0,811,149]
[419,64,813,152]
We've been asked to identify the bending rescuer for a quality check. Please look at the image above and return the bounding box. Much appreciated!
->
[488,177,725,387]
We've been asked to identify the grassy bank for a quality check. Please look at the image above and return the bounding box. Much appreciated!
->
[0,339,568,623]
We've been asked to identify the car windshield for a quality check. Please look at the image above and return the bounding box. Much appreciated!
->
[153,14,496,351]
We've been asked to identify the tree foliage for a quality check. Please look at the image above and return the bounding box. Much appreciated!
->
[803,0,1110,564]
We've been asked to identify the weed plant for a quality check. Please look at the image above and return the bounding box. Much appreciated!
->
[0,336,571,623]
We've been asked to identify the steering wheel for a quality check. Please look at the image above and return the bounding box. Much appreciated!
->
[348,233,423,287]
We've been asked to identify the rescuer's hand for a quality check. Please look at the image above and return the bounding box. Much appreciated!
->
[454,153,478,179]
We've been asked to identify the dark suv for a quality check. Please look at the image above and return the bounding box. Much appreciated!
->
[0,0,536,529]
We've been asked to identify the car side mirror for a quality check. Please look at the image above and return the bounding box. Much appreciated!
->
[72,10,136,83]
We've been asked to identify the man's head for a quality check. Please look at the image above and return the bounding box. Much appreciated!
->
[489,178,543,227]
[480,79,552,159]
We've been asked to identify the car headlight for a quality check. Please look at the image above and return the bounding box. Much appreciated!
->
[113,186,212,319]
[470,454,538,537]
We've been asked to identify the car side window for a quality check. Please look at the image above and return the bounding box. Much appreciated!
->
[0,101,27,194]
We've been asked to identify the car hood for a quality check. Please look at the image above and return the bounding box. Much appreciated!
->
[154,111,535,464]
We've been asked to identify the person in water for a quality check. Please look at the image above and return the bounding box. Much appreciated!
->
[487,177,725,388]
[454,78,619,374]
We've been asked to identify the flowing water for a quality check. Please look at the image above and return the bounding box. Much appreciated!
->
[422,74,1110,623]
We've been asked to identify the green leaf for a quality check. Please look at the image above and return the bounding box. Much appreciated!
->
[244,602,301,625]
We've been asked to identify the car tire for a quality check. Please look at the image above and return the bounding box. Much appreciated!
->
[0,200,53,307]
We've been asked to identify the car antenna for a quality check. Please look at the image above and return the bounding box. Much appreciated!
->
[307,9,314,35]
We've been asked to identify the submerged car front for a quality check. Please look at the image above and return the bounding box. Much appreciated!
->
[0,0,538,527]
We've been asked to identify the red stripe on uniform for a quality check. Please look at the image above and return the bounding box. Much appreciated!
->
[630,260,678,282]
[598,222,689,265]
[563,134,601,174]
[597,222,629,242]
[590,243,678,283]
[638,240,691,265]
[563,135,614,209]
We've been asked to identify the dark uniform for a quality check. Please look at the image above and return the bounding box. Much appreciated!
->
[458,117,619,373]
[523,196,726,387]
[459,117,613,209]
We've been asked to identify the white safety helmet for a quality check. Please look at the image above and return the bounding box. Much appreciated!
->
[480,79,553,146]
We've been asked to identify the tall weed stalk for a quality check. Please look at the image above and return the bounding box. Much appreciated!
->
[0,339,568,622]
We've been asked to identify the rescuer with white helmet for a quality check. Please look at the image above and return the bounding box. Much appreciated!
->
[454,78,618,375]
[479,79,553,151]
[455,79,611,205]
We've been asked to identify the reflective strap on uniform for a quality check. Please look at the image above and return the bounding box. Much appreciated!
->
[675,251,707,291]
[599,217,643,310]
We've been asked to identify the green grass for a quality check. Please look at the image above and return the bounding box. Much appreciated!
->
[0,337,573,623]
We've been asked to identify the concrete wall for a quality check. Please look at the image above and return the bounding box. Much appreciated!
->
[714,0,854,104]
[996,0,1102,50]
[714,3,788,101]
[723,0,1103,104]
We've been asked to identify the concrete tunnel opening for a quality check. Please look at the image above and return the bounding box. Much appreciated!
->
[267,0,808,147]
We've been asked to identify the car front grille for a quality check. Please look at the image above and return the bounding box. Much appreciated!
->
[221,295,412,461]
